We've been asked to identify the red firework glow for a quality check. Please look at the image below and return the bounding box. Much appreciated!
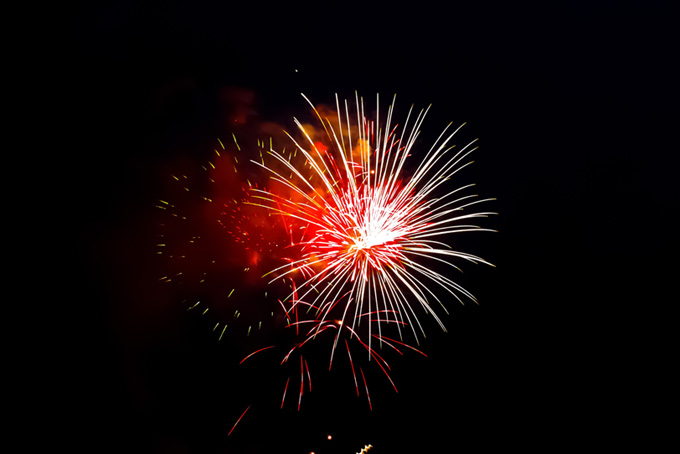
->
[157,92,495,414]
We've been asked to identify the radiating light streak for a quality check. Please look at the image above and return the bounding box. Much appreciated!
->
[345,339,359,396]
[240,345,276,364]
[227,404,251,437]
[281,377,290,409]
[360,367,371,411]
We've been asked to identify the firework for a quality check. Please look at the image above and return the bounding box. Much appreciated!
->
[249,93,496,362]
[155,91,495,416]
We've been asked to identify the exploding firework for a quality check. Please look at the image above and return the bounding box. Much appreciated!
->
[249,93,496,362]
[155,91,495,417]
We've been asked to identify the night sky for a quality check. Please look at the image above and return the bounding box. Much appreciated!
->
[59,2,674,453]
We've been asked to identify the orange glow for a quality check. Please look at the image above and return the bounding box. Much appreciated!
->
[313,141,327,154]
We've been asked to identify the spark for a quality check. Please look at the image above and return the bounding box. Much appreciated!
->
[360,367,371,411]
[281,377,290,408]
[240,345,275,364]
[227,404,251,437]
[298,355,304,411]
[345,339,359,396]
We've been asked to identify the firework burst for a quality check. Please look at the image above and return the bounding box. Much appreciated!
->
[249,93,496,361]
[155,91,496,416]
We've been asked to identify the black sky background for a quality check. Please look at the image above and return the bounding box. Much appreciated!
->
[57,1,675,453]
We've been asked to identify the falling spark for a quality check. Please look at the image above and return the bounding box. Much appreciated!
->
[281,377,290,409]
[227,405,251,437]
[360,367,371,411]
[240,345,276,364]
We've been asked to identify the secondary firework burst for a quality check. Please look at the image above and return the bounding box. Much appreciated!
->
[249,93,496,360]
[154,134,288,343]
